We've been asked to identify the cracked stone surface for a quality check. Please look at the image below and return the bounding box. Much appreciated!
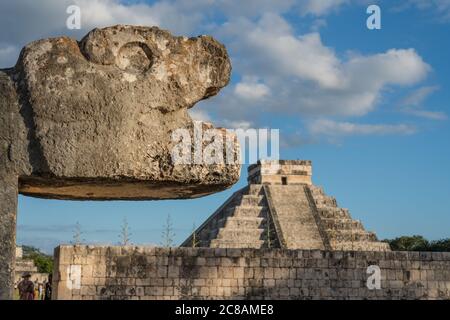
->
[0,25,240,299]
[1,25,239,200]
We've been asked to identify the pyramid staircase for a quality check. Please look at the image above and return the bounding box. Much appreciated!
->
[307,185,390,251]
[263,184,326,250]
[184,184,279,249]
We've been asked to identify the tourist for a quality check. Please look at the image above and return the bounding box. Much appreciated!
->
[17,273,34,300]
[44,274,52,300]
[34,280,39,300]
[38,283,44,300]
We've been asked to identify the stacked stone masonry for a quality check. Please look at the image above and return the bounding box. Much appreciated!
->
[247,160,312,185]
[52,246,450,300]
[183,185,279,249]
[308,186,390,251]
[182,164,390,251]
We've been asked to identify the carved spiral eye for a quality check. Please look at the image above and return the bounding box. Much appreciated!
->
[115,42,153,74]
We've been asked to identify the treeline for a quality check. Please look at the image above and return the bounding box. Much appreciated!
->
[383,235,450,252]
[21,235,450,269]
[22,245,53,274]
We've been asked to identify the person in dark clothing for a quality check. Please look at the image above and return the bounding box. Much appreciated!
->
[18,273,34,300]
[44,274,52,300]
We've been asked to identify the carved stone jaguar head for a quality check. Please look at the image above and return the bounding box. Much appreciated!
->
[0,25,240,200]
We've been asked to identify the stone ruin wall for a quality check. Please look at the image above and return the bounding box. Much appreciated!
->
[52,245,450,300]
[14,246,49,286]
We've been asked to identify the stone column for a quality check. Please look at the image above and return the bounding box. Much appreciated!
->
[0,172,18,300]
[0,70,20,300]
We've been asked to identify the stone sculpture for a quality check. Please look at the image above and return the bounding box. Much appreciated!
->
[0,25,240,299]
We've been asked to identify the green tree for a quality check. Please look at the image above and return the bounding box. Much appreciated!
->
[429,238,450,252]
[22,245,53,274]
[385,235,429,251]
[385,235,450,252]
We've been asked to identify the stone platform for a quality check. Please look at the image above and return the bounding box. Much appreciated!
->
[52,246,450,300]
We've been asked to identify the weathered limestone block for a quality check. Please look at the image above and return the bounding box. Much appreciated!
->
[0,175,18,300]
[1,25,239,200]
[0,25,240,299]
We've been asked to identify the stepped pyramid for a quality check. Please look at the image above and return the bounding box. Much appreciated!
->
[182,160,390,251]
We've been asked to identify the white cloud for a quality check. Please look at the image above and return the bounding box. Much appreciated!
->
[212,0,295,17]
[74,0,202,34]
[346,49,430,88]
[189,109,212,122]
[190,106,254,129]
[233,14,343,89]
[406,110,448,120]
[0,0,203,67]
[0,0,438,141]
[299,0,350,16]
[206,13,430,127]
[177,0,350,18]
[401,86,439,107]
[234,78,270,100]
[280,131,315,148]
[400,86,447,120]
[222,120,253,130]
[0,0,351,68]
[311,18,328,31]
[407,0,450,21]
[308,119,416,136]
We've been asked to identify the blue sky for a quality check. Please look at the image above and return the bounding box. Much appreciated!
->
[1,0,449,253]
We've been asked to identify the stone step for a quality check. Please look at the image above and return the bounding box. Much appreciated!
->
[326,230,377,242]
[239,195,265,206]
[225,206,267,218]
[314,197,337,207]
[281,224,321,234]
[273,201,310,208]
[229,195,243,206]
[216,228,264,240]
[308,186,325,196]
[198,227,220,242]
[247,184,264,195]
[199,209,241,234]
[210,239,264,249]
[321,218,364,231]
[308,186,340,207]
[220,216,265,229]
[196,214,228,232]
[276,216,320,225]
[317,208,350,219]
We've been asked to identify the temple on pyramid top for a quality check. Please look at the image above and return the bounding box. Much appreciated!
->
[247,160,312,185]
[182,159,390,251]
